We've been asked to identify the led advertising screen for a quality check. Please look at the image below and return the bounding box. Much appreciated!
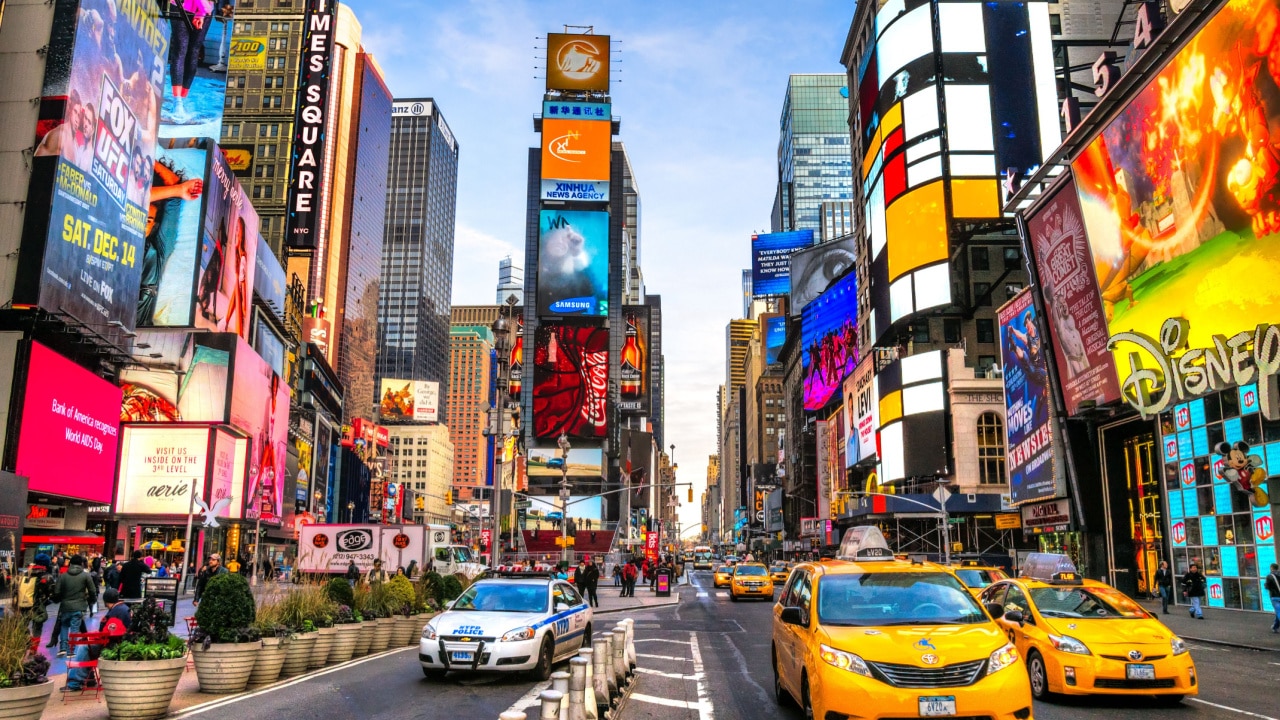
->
[19,0,170,346]
[252,232,286,319]
[228,36,266,71]
[532,323,609,439]
[526,447,603,479]
[139,139,208,328]
[285,0,336,250]
[801,270,859,412]
[545,33,611,93]
[999,288,1057,505]
[789,235,857,316]
[751,230,813,297]
[194,147,258,339]
[115,426,211,515]
[14,341,122,505]
[764,314,786,366]
[846,355,878,466]
[230,337,288,524]
[1072,0,1280,368]
[1024,175,1120,415]
[378,379,440,423]
[159,5,235,139]
[537,210,609,317]
[875,350,948,483]
[540,118,612,183]
[619,305,650,415]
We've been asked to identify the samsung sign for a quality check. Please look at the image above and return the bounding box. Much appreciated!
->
[541,180,609,202]
[284,0,337,251]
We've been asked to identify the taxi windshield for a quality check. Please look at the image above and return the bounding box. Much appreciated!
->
[1028,586,1149,619]
[715,566,730,574]
[452,584,548,613]
[770,566,787,573]
[736,565,768,576]
[817,572,987,626]
[955,569,1006,588]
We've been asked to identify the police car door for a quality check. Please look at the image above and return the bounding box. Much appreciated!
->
[550,583,581,655]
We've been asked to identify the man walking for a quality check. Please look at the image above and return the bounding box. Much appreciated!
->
[1265,563,1280,634]
[345,560,361,587]
[118,551,149,601]
[366,559,389,585]
[1182,563,1206,619]
[621,560,638,598]
[53,555,96,657]
[63,589,131,693]
[579,555,600,608]
[194,553,228,605]
[1155,561,1173,614]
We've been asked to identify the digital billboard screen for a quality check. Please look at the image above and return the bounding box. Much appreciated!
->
[20,0,170,346]
[526,447,603,479]
[230,338,288,524]
[121,333,233,423]
[999,288,1057,505]
[540,118,611,183]
[764,314,786,366]
[194,147,258,339]
[532,323,609,439]
[751,230,813,297]
[139,139,208,328]
[14,341,122,505]
[536,210,609,317]
[545,33,611,93]
[159,5,235,140]
[378,379,440,423]
[789,235,856,316]
[801,270,859,412]
[619,305,650,415]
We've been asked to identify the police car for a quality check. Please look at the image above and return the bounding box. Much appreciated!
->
[419,575,593,680]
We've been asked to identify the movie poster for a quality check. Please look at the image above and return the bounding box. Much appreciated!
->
[537,210,609,317]
[159,0,235,139]
[194,148,257,339]
[139,139,208,327]
[801,270,859,411]
[533,323,609,438]
[999,289,1057,505]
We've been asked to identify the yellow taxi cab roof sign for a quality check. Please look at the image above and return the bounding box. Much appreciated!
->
[1020,553,1079,582]
[835,526,895,562]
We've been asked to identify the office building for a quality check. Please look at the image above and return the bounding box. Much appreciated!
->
[497,257,523,305]
[388,424,455,525]
[725,319,756,396]
[644,294,665,448]
[447,325,495,503]
[772,74,854,235]
[615,142,644,305]
[377,99,459,401]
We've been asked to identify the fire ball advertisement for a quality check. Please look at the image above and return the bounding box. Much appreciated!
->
[532,323,609,439]
[20,0,170,345]
[378,379,440,423]
[537,210,609,317]
[998,288,1057,506]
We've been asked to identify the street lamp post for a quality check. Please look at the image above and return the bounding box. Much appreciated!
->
[347,501,355,523]
[557,433,571,566]
[488,298,517,567]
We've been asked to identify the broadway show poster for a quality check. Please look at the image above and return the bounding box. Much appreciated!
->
[533,323,609,439]
[1025,175,1120,415]
[801,269,858,411]
[138,139,208,327]
[1072,0,1280,358]
[159,1,234,139]
[25,0,169,343]
[194,147,258,339]
[231,337,288,523]
[999,289,1057,505]
[537,210,609,317]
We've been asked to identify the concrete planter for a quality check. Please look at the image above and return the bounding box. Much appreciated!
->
[0,679,53,720]
[99,657,186,720]
[416,612,437,638]
[395,615,420,646]
[279,632,317,678]
[192,641,260,694]
[369,618,394,653]
[351,621,374,657]
[327,624,358,664]
[308,627,338,669]
[247,636,289,689]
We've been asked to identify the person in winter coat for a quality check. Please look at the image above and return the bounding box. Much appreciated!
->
[53,555,97,657]
[24,555,57,640]
[64,588,131,693]
[345,561,361,587]
[194,553,229,604]
[118,551,149,600]
[1182,563,1206,619]
[621,560,639,598]
[578,556,600,608]
[1265,563,1280,634]
[1154,561,1173,614]
[366,559,389,585]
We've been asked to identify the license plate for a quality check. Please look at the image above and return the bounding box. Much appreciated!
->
[919,696,956,716]
[450,651,473,662]
[1126,663,1155,680]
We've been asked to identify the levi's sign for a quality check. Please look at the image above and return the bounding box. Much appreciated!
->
[284,0,336,250]
[541,180,609,202]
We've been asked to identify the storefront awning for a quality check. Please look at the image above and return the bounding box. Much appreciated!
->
[23,530,106,546]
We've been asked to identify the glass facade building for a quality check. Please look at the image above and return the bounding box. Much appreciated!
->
[376,98,459,404]
[773,74,853,235]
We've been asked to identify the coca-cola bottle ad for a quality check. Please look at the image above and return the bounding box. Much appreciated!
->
[532,323,609,438]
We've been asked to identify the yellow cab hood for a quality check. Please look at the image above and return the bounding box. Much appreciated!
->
[820,623,1006,665]
[1040,616,1171,648]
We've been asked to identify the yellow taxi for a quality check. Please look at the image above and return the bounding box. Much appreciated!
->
[713,565,733,588]
[980,553,1196,705]
[769,563,791,585]
[950,560,1011,599]
[730,563,774,600]
[772,527,1031,720]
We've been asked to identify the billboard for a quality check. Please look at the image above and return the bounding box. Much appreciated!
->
[532,323,609,439]
[619,305,650,414]
[999,288,1057,505]
[220,144,253,175]
[764,314,786,366]
[20,0,170,346]
[193,146,258,339]
[252,233,287,319]
[526,447,603,479]
[540,118,611,183]
[536,210,609,317]
[230,338,288,524]
[378,379,440,423]
[1071,0,1280,373]
[801,270,859,412]
[228,36,267,71]
[875,350,948,483]
[545,33,611,93]
[138,139,208,328]
[285,0,337,250]
[751,230,813,297]
[14,341,122,505]
[845,355,878,466]
[120,333,233,423]
[115,425,245,519]
[541,180,609,202]
[789,235,857,316]
[1024,175,1120,415]
[159,6,235,139]
[542,100,610,121]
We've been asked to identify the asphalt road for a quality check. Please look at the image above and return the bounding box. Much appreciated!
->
[614,570,1280,720]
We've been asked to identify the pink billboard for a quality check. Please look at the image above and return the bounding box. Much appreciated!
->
[15,342,123,505]
[230,338,288,524]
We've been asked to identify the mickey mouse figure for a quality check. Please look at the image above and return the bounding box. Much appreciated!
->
[1214,441,1270,508]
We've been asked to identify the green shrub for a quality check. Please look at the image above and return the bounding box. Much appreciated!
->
[325,577,354,607]
[279,584,335,632]
[194,573,257,643]
[385,575,416,616]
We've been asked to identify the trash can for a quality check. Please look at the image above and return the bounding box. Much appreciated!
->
[656,571,672,597]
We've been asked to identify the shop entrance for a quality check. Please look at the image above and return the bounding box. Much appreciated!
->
[1098,417,1165,597]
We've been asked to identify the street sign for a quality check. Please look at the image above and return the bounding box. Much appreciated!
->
[931,485,952,506]
[515,500,531,510]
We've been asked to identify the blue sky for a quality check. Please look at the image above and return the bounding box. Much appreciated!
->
[346,0,856,533]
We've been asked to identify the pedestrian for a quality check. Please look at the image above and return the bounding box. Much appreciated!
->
[622,560,638,598]
[580,555,600,608]
[261,558,274,581]
[407,559,419,579]
[53,555,96,657]
[1182,563,1206,619]
[366,559,388,585]
[118,550,148,600]
[1265,563,1280,634]
[345,560,361,587]
[575,558,589,594]
[612,563,621,588]
[19,554,56,640]
[194,553,228,605]
[1154,561,1173,614]
[63,588,131,693]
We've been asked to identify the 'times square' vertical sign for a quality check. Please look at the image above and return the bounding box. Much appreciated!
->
[285,0,337,251]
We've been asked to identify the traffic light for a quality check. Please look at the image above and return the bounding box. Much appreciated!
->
[687,486,693,503]
[444,490,453,504]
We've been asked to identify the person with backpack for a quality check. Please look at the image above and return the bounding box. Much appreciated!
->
[19,555,56,640]
[63,588,131,693]
[1265,563,1280,634]
[53,555,97,657]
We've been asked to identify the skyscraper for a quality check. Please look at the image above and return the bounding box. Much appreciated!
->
[376,99,460,398]
[772,74,854,235]
[447,325,495,503]
[496,257,523,305]
[615,142,644,305]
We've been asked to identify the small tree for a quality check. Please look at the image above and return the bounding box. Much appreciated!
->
[385,575,416,616]
[194,573,257,643]
[325,577,355,608]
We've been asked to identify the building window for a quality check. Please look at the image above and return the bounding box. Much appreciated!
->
[977,412,1007,484]
[257,144,276,158]
[1004,247,1022,271]
[264,95,283,109]
[943,318,961,344]
[254,164,275,178]
[252,184,274,199]
[972,247,990,271]
[910,322,930,344]
[976,319,995,343]
[974,282,991,307]
[261,123,281,137]
[977,355,997,374]
[222,123,240,138]
[226,95,244,109]
[1005,283,1023,300]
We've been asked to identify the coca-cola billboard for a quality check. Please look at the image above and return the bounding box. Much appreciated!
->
[532,322,609,438]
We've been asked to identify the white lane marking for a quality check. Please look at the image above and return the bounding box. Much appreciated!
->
[689,631,714,720]
[634,638,691,646]
[506,679,555,712]
[716,592,727,598]
[697,592,708,598]
[630,693,708,710]
[636,667,704,680]
[1188,699,1279,719]
[636,653,693,661]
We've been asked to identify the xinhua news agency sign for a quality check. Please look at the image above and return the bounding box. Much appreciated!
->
[540,180,609,202]
[285,0,336,251]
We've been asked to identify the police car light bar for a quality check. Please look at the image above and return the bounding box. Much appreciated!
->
[1020,553,1080,583]
[835,526,895,562]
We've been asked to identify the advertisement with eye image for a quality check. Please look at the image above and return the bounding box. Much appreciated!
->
[789,234,856,316]
[537,210,609,317]
[138,139,208,328]
[159,0,235,139]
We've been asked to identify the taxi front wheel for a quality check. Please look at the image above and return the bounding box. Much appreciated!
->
[1027,649,1054,701]
[799,672,815,720]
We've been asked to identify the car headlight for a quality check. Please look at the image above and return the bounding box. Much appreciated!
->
[819,644,872,677]
[986,643,1019,675]
[1171,635,1189,656]
[422,624,438,641]
[1048,634,1091,655]
[501,627,535,642]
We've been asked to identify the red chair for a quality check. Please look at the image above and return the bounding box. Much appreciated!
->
[63,632,110,703]
[184,617,198,671]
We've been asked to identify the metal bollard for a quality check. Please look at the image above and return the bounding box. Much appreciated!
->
[621,619,636,673]
[540,690,564,720]
[499,713,527,720]
[610,626,627,688]
[551,671,570,715]
[595,635,618,700]
[567,657,589,720]
[577,649,599,720]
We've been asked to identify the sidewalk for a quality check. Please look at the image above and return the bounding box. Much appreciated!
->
[1138,599,1280,652]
